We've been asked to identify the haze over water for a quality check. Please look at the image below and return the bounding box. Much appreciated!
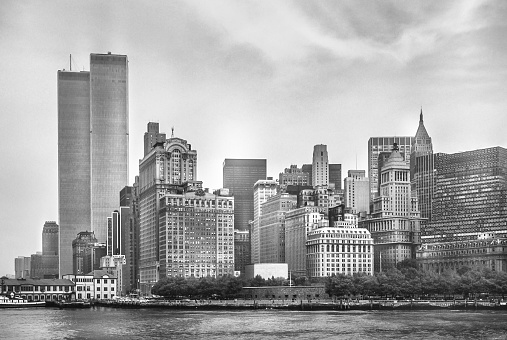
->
[2,308,507,339]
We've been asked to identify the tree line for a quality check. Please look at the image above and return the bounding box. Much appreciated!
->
[151,260,507,300]
[326,260,507,299]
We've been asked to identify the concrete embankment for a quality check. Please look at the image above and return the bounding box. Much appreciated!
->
[94,299,507,311]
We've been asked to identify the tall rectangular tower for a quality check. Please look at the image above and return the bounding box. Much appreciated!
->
[58,70,91,276]
[312,145,328,187]
[223,159,267,231]
[58,53,129,277]
[90,53,129,244]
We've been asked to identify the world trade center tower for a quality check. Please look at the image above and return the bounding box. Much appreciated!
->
[58,53,128,276]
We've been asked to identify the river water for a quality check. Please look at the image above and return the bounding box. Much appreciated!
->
[2,307,507,339]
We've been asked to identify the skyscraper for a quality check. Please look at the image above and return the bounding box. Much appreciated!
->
[58,69,91,277]
[58,53,129,276]
[251,178,278,263]
[418,147,507,272]
[410,110,434,222]
[89,53,129,244]
[138,127,197,293]
[312,145,329,187]
[223,159,266,272]
[360,143,422,272]
[368,136,414,201]
[344,170,370,214]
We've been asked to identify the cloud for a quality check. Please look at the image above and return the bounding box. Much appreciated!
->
[185,0,493,64]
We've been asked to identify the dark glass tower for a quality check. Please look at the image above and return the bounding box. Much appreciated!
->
[223,159,267,231]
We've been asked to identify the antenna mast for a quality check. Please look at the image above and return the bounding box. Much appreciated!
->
[70,54,72,71]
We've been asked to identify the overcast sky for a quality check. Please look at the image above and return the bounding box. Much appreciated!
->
[1,0,506,276]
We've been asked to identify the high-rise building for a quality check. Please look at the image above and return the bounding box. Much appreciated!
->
[138,127,197,293]
[72,231,100,275]
[143,122,166,156]
[223,159,267,231]
[58,52,129,276]
[285,207,328,276]
[417,147,507,272]
[312,145,329,187]
[329,164,342,190]
[14,256,31,279]
[344,170,370,214]
[58,69,91,277]
[258,193,297,263]
[301,164,313,186]
[42,221,59,256]
[360,143,422,272]
[31,221,59,279]
[368,136,414,201]
[158,183,235,279]
[89,53,129,244]
[251,179,278,263]
[120,183,140,294]
[234,229,250,274]
[410,110,434,222]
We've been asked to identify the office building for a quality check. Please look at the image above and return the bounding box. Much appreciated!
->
[307,220,374,277]
[58,52,129,276]
[251,179,278,263]
[360,143,422,272]
[344,170,370,214]
[410,110,434,222]
[234,229,250,274]
[368,136,414,201]
[279,165,309,191]
[138,127,197,292]
[301,164,313,186]
[258,193,297,263]
[417,147,507,272]
[144,122,166,156]
[312,145,329,187]
[158,183,235,279]
[223,159,267,231]
[30,222,59,279]
[120,184,140,294]
[329,164,342,190]
[72,231,106,275]
[14,256,31,279]
[42,221,59,256]
[285,207,328,276]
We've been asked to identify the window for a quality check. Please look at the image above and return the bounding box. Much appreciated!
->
[97,287,100,291]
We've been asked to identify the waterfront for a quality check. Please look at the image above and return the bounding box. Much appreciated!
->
[1,308,507,339]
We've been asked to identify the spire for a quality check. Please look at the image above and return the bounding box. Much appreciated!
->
[171,126,174,138]
[420,107,423,123]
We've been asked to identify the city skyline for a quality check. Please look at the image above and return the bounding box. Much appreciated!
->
[1,1,507,275]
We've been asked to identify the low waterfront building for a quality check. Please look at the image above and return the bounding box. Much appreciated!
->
[63,270,117,300]
[0,278,74,302]
[244,263,288,280]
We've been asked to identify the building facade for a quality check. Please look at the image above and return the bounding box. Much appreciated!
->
[368,136,414,201]
[279,165,309,191]
[14,256,31,279]
[138,128,197,293]
[344,170,370,214]
[58,52,129,276]
[285,207,328,276]
[410,110,434,223]
[251,179,278,263]
[158,183,235,279]
[306,221,374,277]
[63,270,117,300]
[312,145,329,187]
[258,193,297,263]
[417,147,507,272]
[360,143,422,272]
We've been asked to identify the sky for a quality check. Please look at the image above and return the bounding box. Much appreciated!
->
[1,0,506,276]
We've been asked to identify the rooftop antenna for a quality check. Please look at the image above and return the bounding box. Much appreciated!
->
[171,126,174,138]
[70,54,72,71]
